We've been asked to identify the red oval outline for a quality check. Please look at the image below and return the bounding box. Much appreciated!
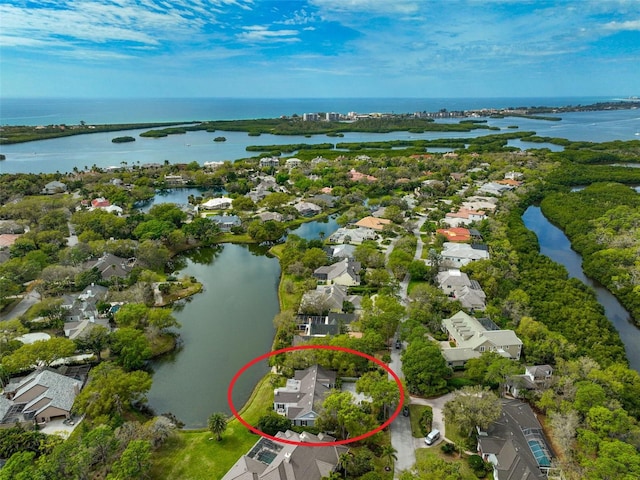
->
[227,344,405,447]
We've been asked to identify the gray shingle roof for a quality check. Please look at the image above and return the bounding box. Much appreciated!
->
[14,369,82,416]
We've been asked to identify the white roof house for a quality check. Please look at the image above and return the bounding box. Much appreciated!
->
[441,242,490,267]
[201,197,233,210]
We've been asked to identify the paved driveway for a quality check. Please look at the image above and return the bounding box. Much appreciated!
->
[410,392,456,444]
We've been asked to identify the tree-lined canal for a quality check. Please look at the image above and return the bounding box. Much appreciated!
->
[522,206,640,371]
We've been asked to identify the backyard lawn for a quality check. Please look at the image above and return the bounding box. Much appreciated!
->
[414,448,479,480]
[149,373,276,480]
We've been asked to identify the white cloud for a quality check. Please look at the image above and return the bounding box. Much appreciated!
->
[604,19,640,31]
[278,9,319,25]
[310,0,420,15]
[237,25,300,43]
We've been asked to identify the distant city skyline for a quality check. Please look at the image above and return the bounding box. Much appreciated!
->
[1,0,639,99]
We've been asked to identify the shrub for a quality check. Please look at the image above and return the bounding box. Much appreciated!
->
[419,408,433,436]
[441,442,455,454]
[468,454,491,478]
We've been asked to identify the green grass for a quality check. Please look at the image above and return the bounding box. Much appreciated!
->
[149,373,277,479]
[409,404,432,438]
[414,448,478,480]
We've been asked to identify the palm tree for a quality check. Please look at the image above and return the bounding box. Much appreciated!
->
[382,444,398,471]
[207,412,227,441]
[338,452,353,479]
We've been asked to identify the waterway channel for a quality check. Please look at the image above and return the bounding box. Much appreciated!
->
[522,206,640,371]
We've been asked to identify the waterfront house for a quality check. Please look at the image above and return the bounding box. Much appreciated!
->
[354,216,392,231]
[309,193,338,208]
[299,284,362,315]
[256,211,283,223]
[328,227,377,245]
[84,253,135,280]
[294,201,322,217]
[313,258,361,286]
[325,244,356,260]
[206,214,241,232]
[201,197,233,210]
[221,430,347,480]
[164,174,186,186]
[294,313,356,341]
[273,365,337,427]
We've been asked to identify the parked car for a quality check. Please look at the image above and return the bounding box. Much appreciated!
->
[395,339,402,349]
[425,429,440,445]
[402,405,410,417]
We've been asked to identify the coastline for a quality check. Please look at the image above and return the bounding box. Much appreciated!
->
[2,99,638,145]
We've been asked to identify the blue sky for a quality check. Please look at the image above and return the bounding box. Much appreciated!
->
[1,0,639,98]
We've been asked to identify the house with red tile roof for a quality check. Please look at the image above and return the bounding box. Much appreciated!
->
[91,197,110,208]
[436,227,471,242]
[355,216,392,231]
[349,169,377,182]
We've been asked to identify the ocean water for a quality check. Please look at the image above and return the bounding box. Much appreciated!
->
[0,96,622,126]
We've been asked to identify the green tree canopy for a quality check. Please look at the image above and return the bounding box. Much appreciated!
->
[74,362,152,424]
[401,340,450,396]
[443,386,502,438]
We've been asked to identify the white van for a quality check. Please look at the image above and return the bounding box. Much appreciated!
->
[425,429,440,445]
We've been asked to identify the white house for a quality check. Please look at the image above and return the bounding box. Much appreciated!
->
[440,242,490,267]
[201,197,233,210]
[259,157,280,168]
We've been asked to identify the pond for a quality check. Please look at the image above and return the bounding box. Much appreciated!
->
[288,215,339,241]
[522,206,640,371]
[147,243,280,428]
